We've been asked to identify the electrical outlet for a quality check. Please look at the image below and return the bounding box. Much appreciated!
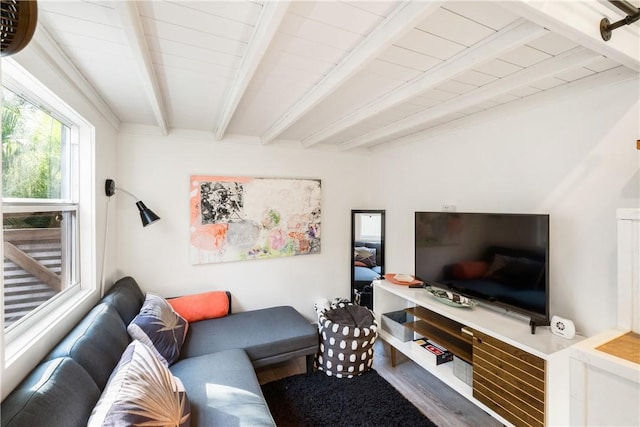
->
[442,205,456,212]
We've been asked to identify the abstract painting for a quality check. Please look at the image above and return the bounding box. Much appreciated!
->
[190,175,321,264]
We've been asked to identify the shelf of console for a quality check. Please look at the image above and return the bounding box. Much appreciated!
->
[374,279,579,358]
[373,279,584,426]
[377,328,512,426]
[404,310,473,363]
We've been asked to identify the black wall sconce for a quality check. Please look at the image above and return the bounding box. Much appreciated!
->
[105,179,160,226]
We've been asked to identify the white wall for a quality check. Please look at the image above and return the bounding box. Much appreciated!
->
[115,78,638,336]
[115,133,370,321]
[370,78,640,337]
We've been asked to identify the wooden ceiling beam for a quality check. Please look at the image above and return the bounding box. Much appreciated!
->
[302,19,547,148]
[214,1,290,140]
[340,46,601,150]
[115,1,168,136]
[260,0,445,145]
[371,65,638,152]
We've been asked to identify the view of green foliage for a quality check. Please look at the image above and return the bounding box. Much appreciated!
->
[2,86,65,200]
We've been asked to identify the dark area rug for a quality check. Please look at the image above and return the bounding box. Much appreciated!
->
[261,369,437,427]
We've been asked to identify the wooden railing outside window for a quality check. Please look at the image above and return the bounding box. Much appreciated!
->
[3,215,65,328]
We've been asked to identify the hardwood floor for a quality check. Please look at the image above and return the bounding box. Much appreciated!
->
[256,340,501,427]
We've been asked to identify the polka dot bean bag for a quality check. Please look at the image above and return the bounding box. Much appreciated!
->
[316,304,378,378]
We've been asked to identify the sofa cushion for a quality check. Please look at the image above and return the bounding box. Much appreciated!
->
[1,358,100,427]
[46,303,130,389]
[170,349,275,426]
[180,306,318,367]
[88,340,190,427]
[100,276,145,325]
[127,293,189,366]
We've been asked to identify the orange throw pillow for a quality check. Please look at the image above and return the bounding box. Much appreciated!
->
[168,291,229,323]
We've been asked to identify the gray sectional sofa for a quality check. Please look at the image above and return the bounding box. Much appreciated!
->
[1,276,319,426]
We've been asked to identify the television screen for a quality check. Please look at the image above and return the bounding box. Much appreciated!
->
[414,212,549,323]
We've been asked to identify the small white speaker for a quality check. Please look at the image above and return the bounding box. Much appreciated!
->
[551,315,576,339]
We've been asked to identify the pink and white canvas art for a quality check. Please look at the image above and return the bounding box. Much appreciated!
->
[190,175,321,264]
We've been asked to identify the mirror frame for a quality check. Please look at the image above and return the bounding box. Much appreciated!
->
[351,209,385,304]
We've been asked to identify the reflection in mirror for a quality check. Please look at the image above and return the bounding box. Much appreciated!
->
[351,210,385,309]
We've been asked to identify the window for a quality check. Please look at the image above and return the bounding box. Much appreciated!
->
[357,213,382,242]
[2,62,86,333]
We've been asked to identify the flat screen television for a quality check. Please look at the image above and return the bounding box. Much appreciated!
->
[414,212,549,331]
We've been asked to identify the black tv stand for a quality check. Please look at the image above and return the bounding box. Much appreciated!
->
[529,318,550,334]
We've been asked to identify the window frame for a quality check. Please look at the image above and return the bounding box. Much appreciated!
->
[1,59,96,363]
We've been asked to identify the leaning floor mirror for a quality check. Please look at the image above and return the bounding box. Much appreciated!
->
[351,210,385,309]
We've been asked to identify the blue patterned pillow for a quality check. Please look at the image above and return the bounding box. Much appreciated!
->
[127,293,188,366]
[88,340,191,427]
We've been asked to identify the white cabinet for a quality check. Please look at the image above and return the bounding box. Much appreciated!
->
[616,208,640,333]
[374,279,581,426]
[569,209,640,426]
[569,329,640,426]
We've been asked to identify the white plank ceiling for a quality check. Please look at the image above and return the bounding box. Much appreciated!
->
[31,0,640,150]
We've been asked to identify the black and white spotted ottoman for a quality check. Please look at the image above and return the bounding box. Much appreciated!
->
[315,303,378,378]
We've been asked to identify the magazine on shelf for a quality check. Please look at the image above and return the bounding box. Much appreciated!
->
[411,338,453,365]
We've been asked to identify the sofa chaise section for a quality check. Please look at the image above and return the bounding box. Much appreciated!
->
[182,304,319,370]
[170,348,276,426]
